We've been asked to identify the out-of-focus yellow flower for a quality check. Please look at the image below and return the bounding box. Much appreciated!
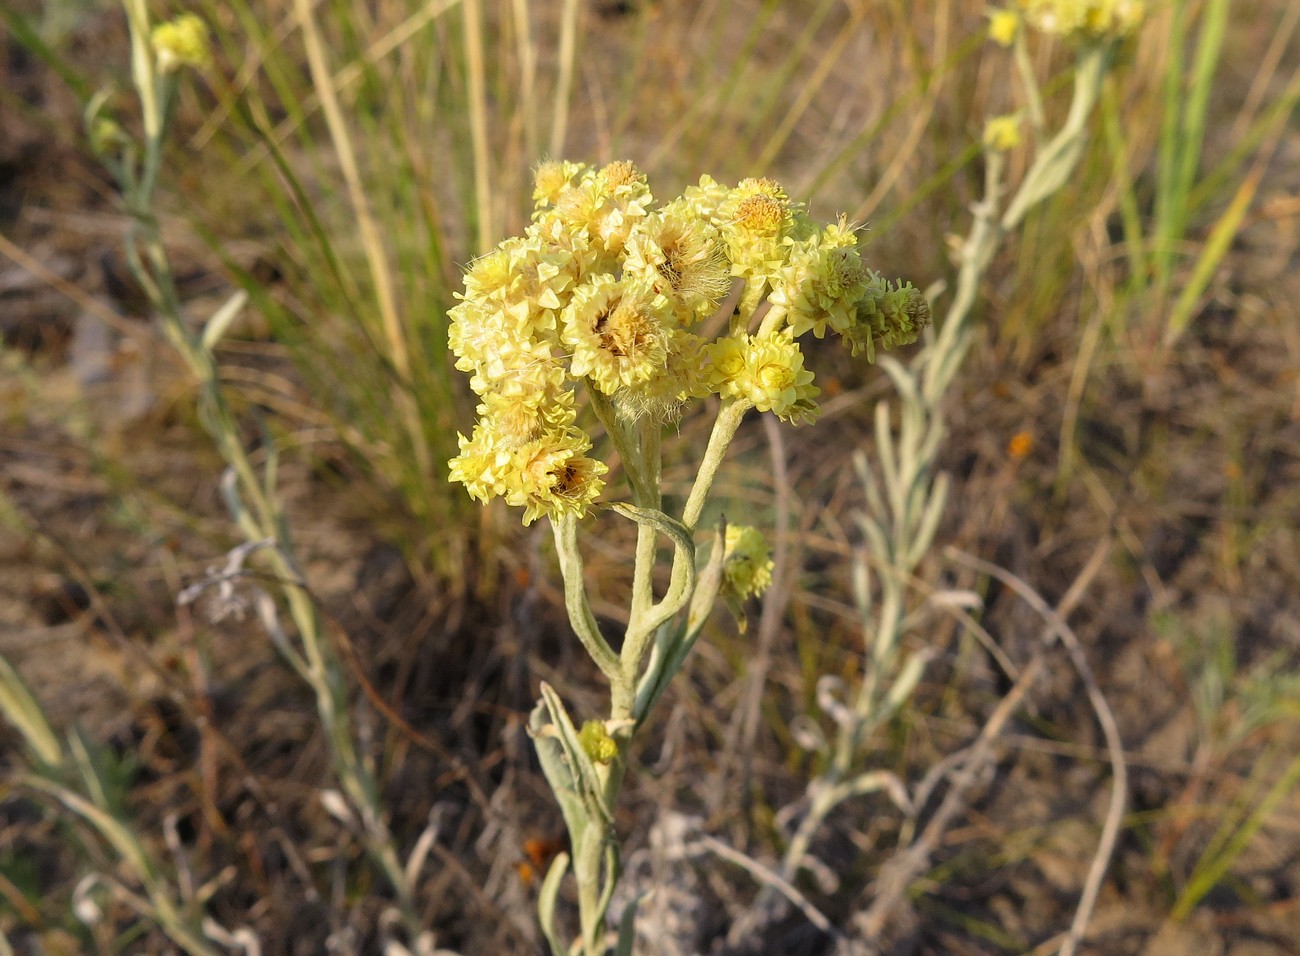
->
[719,525,774,633]
[988,8,1020,45]
[150,13,212,74]
[984,114,1023,152]
[722,525,774,599]
[89,116,128,155]
[1015,0,1144,40]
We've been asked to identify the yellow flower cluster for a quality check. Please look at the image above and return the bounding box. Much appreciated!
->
[448,161,928,524]
[150,14,212,74]
[990,0,1144,43]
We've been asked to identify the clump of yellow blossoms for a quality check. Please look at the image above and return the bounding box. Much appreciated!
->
[448,160,929,525]
[990,0,1144,43]
[150,13,212,74]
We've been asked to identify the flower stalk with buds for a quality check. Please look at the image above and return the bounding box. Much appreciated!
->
[728,6,1144,950]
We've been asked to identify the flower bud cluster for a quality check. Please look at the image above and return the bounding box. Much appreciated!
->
[448,161,928,524]
[990,0,1144,43]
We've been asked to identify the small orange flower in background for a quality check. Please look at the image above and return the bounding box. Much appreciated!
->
[1007,430,1035,460]
[515,835,566,887]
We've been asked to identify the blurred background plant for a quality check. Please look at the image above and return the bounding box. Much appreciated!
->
[1,0,1298,953]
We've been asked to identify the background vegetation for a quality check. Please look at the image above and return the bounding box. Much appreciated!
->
[1,0,1298,953]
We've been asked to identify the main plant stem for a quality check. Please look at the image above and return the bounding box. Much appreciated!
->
[547,379,753,952]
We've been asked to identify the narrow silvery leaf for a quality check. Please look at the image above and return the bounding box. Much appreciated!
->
[883,649,933,718]
[540,684,612,826]
[907,474,950,568]
[528,696,587,845]
[200,289,248,352]
[537,852,571,956]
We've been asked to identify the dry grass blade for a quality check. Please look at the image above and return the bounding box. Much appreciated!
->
[289,0,408,383]
[0,232,142,342]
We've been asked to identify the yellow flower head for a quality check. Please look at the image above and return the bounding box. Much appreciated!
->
[529,212,600,282]
[460,236,575,332]
[448,421,516,504]
[550,164,652,259]
[771,218,870,341]
[578,720,619,764]
[719,524,774,633]
[983,114,1023,152]
[719,178,806,318]
[623,204,731,323]
[614,330,712,425]
[507,427,609,526]
[476,386,576,449]
[733,194,786,236]
[151,13,212,74]
[600,159,646,191]
[707,331,820,423]
[447,298,566,400]
[681,174,733,223]
[533,160,586,208]
[561,275,673,395]
[735,177,788,203]
[988,8,1020,46]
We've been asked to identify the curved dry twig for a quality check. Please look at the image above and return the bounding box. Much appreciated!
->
[696,835,841,941]
[851,652,1044,946]
[944,540,1124,956]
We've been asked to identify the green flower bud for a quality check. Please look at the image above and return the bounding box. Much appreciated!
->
[578,720,618,764]
[841,277,931,362]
